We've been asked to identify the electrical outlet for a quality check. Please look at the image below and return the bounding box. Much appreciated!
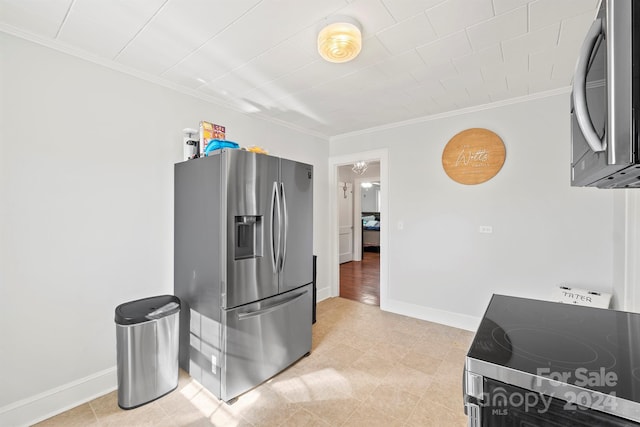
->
[478,226,493,234]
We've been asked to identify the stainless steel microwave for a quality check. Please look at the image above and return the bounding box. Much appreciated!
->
[571,0,640,188]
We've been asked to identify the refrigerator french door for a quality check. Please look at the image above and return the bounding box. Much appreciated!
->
[174,149,313,402]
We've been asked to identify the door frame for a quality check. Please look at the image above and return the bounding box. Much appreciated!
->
[328,149,388,310]
[622,191,640,311]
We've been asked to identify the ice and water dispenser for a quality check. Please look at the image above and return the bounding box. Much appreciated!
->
[234,215,263,260]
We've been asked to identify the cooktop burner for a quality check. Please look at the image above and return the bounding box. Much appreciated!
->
[467,294,640,402]
[495,327,607,366]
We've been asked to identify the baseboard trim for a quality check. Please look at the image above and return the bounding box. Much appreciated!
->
[0,366,117,427]
[383,299,481,332]
[316,285,332,303]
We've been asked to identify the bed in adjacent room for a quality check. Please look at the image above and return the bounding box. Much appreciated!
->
[362,212,380,252]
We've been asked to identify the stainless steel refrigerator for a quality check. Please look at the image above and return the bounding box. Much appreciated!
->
[174,149,313,402]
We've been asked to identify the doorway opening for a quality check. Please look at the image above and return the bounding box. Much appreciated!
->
[329,149,388,310]
[338,165,380,305]
[339,249,380,305]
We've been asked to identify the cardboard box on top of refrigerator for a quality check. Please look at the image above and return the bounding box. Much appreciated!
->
[199,121,226,156]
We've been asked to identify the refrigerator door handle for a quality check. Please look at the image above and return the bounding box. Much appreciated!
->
[280,182,288,272]
[271,181,280,272]
[236,290,308,320]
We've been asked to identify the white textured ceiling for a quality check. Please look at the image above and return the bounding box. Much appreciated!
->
[0,0,599,138]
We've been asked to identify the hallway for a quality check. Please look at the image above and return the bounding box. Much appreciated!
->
[339,251,380,306]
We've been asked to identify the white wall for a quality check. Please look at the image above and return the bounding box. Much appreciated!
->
[330,93,615,327]
[361,186,380,212]
[0,33,329,425]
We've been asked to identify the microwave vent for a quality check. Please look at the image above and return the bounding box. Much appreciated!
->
[595,166,640,188]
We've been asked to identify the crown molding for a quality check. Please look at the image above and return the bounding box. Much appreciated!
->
[330,86,571,141]
[2,23,572,143]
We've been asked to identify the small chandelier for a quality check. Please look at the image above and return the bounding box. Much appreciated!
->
[317,16,362,63]
[352,161,368,175]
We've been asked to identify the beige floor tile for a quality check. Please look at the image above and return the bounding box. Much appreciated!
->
[383,364,434,398]
[335,329,379,352]
[33,402,98,426]
[407,399,467,427]
[434,348,468,385]
[175,369,204,400]
[291,349,332,370]
[331,366,382,401]
[165,411,212,427]
[270,365,354,403]
[400,349,443,375]
[208,405,255,427]
[149,392,226,427]
[312,327,350,350]
[422,327,459,345]
[298,397,361,425]
[342,404,405,427]
[410,335,452,360]
[323,342,366,368]
[426,377,466,413]
[381,329,423,348]
[227,383,294,426]
[279,408,332,426]
[363,383,420,421]
[370,340,412,363]
[443,344,469,361]
[36,297,473,427]
[351,351,395,379]
[91,394,171,427]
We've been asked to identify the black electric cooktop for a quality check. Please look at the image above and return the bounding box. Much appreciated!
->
[467,294,640,403]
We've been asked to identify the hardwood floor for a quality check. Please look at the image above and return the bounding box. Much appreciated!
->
[339,251,380,306]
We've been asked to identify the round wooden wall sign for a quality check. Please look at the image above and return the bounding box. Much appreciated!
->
[441,128,506,185]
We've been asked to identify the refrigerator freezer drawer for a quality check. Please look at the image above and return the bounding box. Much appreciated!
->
[221,284,312,401]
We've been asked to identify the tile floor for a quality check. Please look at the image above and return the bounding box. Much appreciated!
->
[35,297,474,426]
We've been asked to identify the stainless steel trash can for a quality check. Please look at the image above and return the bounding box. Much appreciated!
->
[115,295,180,409]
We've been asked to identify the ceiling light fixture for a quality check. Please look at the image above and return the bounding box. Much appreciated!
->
[317,16,362,63]
[352,161,368,175]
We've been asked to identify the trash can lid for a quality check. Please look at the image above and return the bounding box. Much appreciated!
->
[115,295,180,325]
